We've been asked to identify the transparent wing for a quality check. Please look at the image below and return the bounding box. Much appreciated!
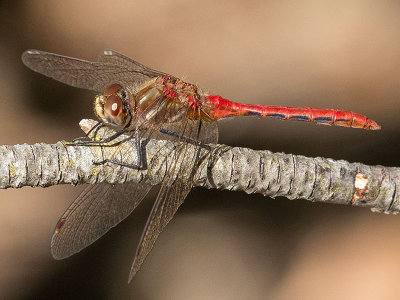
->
[74,110,217,281]
[124,111,218,281]
[51,181,153,259]
[97,49,167,78]
[88,91,218,280]
[129,177,191,281]
[21,49,162,92]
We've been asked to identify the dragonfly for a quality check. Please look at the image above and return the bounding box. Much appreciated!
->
[21,49,380,282]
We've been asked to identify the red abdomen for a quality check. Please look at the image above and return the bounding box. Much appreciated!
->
[206,95,380,130]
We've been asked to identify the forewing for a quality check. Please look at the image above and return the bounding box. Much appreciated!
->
[97,49,167,78]
[51,181,152,259]
[21,49,159,92]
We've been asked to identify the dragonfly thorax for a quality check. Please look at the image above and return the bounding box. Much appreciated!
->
[94,83,131,127]
[134,83,166,123]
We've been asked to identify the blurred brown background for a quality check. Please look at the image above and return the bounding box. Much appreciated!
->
[1,1,400,299]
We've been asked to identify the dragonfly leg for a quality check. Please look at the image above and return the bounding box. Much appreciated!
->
[80,134,137,148]
[159,128,211,150]
[67,127,128,147]
[93,132,145,169]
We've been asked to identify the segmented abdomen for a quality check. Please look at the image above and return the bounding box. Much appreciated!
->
[206,95,380,130]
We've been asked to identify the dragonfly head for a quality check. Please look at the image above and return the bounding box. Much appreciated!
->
[95,84,131,127]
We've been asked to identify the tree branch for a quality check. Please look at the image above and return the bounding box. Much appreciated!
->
[1,119,399,214]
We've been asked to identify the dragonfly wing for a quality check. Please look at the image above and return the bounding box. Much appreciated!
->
[21,49,159,92]
[51,181,152,259]
[97,49,167,78]
[128,177,191,282]
[126,116,218,281]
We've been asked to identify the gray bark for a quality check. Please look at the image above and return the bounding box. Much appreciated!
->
[0,119,398,214]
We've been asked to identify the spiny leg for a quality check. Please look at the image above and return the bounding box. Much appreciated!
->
[95,126,210,170]
[93,132,145,170]
[67,127,129,147]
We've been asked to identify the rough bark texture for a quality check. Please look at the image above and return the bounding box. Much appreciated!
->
[0,120,398,214]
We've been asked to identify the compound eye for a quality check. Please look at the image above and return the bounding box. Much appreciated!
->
[104,94,128,126]
[104,95,122,117]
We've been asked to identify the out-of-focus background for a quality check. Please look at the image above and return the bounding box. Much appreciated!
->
[1,1,400,299]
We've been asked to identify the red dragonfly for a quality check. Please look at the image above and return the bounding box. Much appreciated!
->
[22,49,380,282]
